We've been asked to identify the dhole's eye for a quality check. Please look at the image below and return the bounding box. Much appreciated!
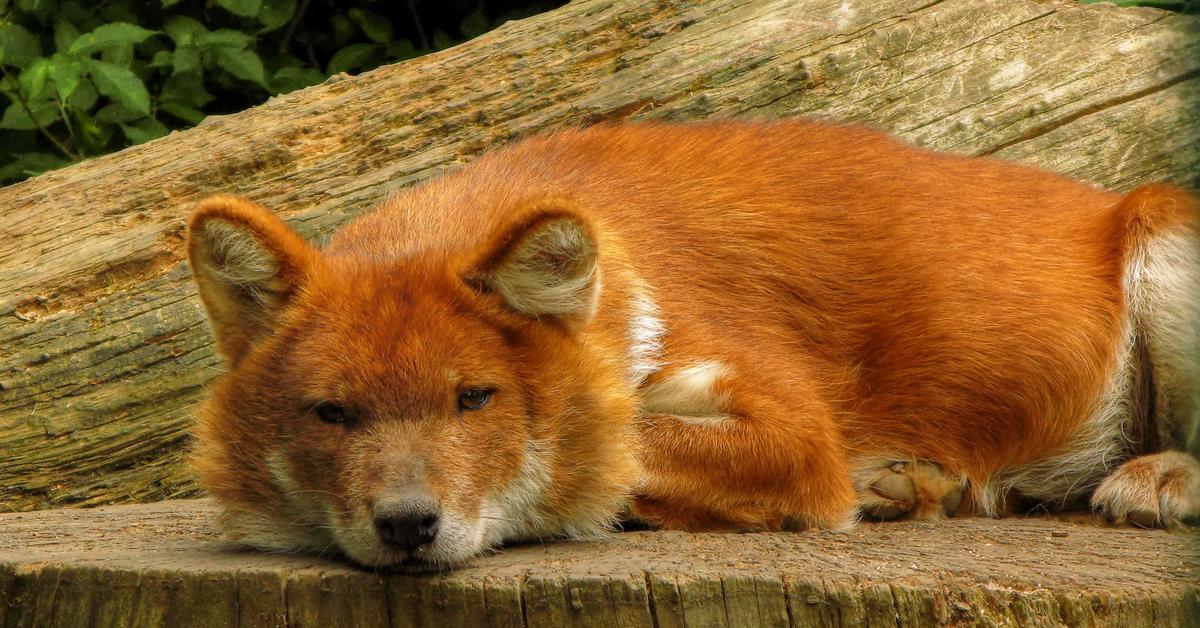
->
[314,402,354,425]
[458,388,492,411]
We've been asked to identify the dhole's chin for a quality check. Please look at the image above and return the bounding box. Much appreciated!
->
[331,510,490,571]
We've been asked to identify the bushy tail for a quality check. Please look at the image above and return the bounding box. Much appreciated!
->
[1119,184,1200,455]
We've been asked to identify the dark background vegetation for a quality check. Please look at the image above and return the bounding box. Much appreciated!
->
[0,0,565,185]
[0,0,1194,186]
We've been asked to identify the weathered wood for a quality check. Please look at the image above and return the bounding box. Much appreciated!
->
[0,500,1196,627]
[1,0,1198,511]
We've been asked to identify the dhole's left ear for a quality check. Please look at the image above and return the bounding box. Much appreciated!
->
[187,195,317,364]
[467,201,601,330]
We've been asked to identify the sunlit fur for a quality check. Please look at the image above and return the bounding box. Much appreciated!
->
[189,120,1200,569]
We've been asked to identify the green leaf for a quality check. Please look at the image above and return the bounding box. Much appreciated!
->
[159,102,205,124]
[0,23,42,68]
[0,151,71,182]
[19,58,51,102]
[216,0,262,18]
[162,0,182,7]
[69,23,158,56]
[68,104,113,150]
[0,103,36,130]
[386,39,418,61]
[172,45,202,74]
[270,65,323,94]
[86,58,151,115]
[348,8,393,44]
[204,29,255,50]
[149,50,173,68]
[326,43,381,75]
[460,6,488,39]
[15,0,54,21]
[0,99,59,130]
[257,0,297,31]
[331,13,355,45]
[94,102,145,123]
[212,47,265,85]
[53,19,81,54]
[120,116,169,144]
[100,45,135,68]
[160,71,214,107]
[46,53,86,101]
[66,79,97,110]
[57,0,91,23]
[432,30,456,51]
[164,16,209,46]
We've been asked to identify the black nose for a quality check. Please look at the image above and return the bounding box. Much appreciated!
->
[374,511,440,552]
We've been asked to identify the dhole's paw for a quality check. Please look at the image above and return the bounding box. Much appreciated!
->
[856,460,964,521]
[1091,451,1200,528]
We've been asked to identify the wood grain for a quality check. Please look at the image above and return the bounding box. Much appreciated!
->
[0,500,1196,627]
[1,0,1198,511]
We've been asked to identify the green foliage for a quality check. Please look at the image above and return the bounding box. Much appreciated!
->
[1077,0,1199,10]
[0,0,566,185]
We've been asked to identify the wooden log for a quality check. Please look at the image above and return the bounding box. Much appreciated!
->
[0,500,1196,627]
[1,0,1198,512]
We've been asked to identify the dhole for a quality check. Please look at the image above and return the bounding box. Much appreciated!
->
[188,120,1200,570]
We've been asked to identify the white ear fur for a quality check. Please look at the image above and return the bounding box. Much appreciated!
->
[198,219,290,309]
[187,195,314,363]
[481,215,601,326]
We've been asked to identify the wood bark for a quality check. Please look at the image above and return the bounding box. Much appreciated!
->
[1,0,1198,512]
[0,500,1197,627]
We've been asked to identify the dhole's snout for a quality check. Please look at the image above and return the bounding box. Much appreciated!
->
[372,494,440,553]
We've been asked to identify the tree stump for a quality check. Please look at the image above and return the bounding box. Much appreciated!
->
[0,500,1196,627]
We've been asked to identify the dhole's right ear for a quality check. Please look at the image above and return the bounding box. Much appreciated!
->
[187,195,316,365]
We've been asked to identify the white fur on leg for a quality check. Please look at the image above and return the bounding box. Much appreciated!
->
[1128,231,1200,452]
[1091,451,1200,526]
[641,361,732,426]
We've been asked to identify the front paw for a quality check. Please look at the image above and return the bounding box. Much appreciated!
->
[857,460,964,521]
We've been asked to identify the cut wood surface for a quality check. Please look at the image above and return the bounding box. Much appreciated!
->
[0,500,1196,627]
[1,0,1199,511]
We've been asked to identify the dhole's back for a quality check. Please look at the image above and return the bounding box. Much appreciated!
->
[337,121,1154,487]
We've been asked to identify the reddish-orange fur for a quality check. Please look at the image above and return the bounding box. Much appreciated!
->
[188,120,1199,568]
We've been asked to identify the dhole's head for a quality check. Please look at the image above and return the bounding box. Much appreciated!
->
[186,195,637,571]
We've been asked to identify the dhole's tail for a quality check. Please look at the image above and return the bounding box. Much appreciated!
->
[1119,184,1200,455]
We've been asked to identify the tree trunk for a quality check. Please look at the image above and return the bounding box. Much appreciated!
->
[0,0,1198,512]
[0,500,1196,627]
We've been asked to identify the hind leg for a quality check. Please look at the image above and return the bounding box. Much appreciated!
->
[854,458,966,521]
[631,358,858,532]
[1091,451,1200,528]
[1117,186,1200,527]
